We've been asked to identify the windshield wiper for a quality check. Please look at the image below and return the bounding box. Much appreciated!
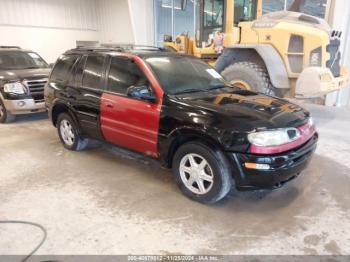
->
[24,66,40,69]
[208,85,227,90]
[174,89,207,95]
[208,80,232,90]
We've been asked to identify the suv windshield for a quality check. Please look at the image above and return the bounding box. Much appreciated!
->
[146,56,230,95]
[0,51,48,70]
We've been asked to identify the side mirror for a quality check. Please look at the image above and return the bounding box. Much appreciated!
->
[127,85,156,103]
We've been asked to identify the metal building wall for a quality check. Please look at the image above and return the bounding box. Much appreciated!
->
[0,0,98,31]
[154,0,195,47]
[97,0,134,44]
[0,0,100,62]
[128,0,154,45]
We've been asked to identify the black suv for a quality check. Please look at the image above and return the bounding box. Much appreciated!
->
[0,46,50,123]
[45,46,318,204]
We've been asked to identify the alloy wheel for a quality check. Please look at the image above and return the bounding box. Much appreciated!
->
[60,119,75,146]
[179,153,214,195]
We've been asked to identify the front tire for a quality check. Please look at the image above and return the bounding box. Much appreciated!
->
[57,113,88,151]
[172,142,233,204]
[221,62,279,96]
[0,99,16,123]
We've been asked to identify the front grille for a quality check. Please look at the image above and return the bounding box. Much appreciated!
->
[326,31,342,77]
[288,135,318,165]
[23,79,47,103]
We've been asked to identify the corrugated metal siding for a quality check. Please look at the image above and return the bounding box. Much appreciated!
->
[154,0,172,45]
[128,0,154,45]
[0,0,98,31]
[97,0,134,44]
[174,2,195,37]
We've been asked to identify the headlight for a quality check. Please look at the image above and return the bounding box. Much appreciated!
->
[248,128,301,147]
[3,82,26,94]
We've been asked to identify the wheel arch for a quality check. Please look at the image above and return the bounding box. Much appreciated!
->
[51,100,78,128]
[216,44,290,89]
[165,128,226,168]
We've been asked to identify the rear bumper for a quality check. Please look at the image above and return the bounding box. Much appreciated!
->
[3,98,46,115]
[228,134,318,190]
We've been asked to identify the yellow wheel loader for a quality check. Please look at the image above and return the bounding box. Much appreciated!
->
[163,0,349,99]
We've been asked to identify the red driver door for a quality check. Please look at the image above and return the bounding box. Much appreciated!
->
[100,55,163,158]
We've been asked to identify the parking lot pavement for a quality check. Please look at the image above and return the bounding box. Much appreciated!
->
[0,106,349,255]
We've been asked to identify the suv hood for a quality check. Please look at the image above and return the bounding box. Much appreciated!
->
[0,68,50,82]
[177,89,309,130]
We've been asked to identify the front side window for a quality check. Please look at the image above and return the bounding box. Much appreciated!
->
[234,0,257,25]
[107,57,148,95]
[51,55,79,82]
[203,0,224,28]
[0,51,48,70]
[146,56,230,95]
[82,55,105,90]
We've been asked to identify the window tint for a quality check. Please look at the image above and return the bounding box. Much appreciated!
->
[0,51,48,70]
[82,55,105,89]
[146,56,229,95]
[107,57,148,95]
[51,55,79,82]
[72,56,87,86]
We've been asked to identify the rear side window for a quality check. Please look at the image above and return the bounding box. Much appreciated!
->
[72,56,87,86]
[51,55,79,82]
[107,57,148,95]
[82,55,105,90]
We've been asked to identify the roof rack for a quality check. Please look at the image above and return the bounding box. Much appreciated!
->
[0,46,21,49]
[101,44,166,51]
[72,43,167,53]
[72,46,122,52]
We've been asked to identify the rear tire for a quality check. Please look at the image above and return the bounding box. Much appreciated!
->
[172,141,233,204]
[221,62,281,97]
[57,113,88,151]
[0,99,16,123]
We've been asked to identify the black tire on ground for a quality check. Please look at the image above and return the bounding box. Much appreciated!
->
[57,113,89,151]
[0,99,16,123]
[172,141,233,204]
[221,61,281,96]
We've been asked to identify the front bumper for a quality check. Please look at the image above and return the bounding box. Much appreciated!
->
[3,98,46,115]
[228,134,318,190]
